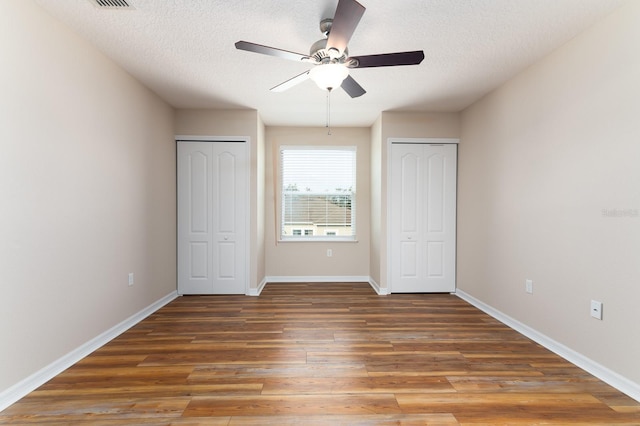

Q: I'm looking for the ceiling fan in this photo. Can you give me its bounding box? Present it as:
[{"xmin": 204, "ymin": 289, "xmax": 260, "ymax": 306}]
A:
[{"xmin": 235, "ymin": 0, "xmax": 425, "ymax": 98}]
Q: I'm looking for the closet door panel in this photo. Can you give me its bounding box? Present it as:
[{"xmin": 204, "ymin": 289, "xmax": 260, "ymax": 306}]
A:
[{"xmin": 391, "ymin": 143, "xmax": 457, "ymax": 293}]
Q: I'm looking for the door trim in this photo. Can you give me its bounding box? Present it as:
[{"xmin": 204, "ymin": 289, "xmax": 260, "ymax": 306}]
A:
[
  {"xmin": 175, "ymin": 135, "xmax": 251, "ymax": 295},
  {"xmin": 386, "ymin": 137, "xmax": 459, "ymax": 294}
]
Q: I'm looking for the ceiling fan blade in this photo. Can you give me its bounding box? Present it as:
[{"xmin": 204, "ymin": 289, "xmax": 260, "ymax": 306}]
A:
[
  {"xmin": 270, "ymin": 70, "xmax": 311, "ymax": 92},
  {"xmin": 235, "ymin": 41, "xmax": 308, "ymax": 62},
  {"xmin": 341, "ymin": 75, "xmax": 366, "ymax": 98},
  {"xmin": 326, "ymin": 0, "xmax": 365, "ymax": 56},
  {"xmin": 349, "ymin": 51, "xmax": 425, "ymax": 68}
]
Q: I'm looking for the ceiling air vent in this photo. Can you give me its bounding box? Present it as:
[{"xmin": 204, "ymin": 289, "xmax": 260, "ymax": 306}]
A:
[{"xmin": 90, "ymin": 0, "xmax": 134, "ymax": 9}]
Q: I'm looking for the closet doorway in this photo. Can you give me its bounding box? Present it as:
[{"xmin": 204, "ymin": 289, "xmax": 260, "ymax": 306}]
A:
[
  {"xmin": 177, "ymin": 139, "xmax": 248, "ymax": 295},
  {"xmin": 390, "ymin": 140, "xmax": 457, "ymax": 293}
]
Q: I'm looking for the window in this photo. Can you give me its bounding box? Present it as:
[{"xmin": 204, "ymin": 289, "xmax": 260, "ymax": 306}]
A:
[{"xmin": 281, "ymin": 146, "xmax": 356, "ymax": 241}]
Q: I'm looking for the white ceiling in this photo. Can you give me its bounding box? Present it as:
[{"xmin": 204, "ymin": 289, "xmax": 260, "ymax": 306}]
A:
[{"xmin": 35, "ymin": 0, "xmax": 622, "ymax": 127}]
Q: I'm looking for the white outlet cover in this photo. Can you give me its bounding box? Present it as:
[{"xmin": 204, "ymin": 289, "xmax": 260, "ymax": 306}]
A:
[
  {"xmin": 590, "ymin": 300, "xmax": 603, "ymax": 320},
  {"xmin": 525, "ymin": 279, "xmax": 533, "ymax": 294}
]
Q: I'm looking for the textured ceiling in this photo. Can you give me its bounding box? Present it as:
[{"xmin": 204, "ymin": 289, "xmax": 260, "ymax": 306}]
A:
[{"xmin": 35, "ymin": 0, "xmax": 622, "ymax": 127}]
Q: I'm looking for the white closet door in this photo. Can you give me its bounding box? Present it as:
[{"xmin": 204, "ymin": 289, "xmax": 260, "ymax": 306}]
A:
[
  {"xmin": 391, "ymin": 143, "xmax": 457, "ymax": 293},
  {"xmin": 177, "ymin": 141, "xmax": 247, "ymax": 295}
]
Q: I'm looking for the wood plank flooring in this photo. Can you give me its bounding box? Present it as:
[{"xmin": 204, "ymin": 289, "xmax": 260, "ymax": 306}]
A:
[{"xmin": 2, "ymin": 282, "xmax": 639, "ymax": 425}]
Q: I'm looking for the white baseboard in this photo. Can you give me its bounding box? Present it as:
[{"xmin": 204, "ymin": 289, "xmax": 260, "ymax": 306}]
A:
[
  {"xmin": 0, "ymin": 291, "xmax": 178, "ymax": 412},
  {"xmin": 455, "ymin": 289, "xmax": 640, "ymax": 403},
  {"xmin": 367, "ymin": 277, "xmax": 389, "ymax": 295},
  {"xmin": 265, "ymin": 275, "xmax": 371, "ymax": 284},
  {"xmin": 248, "ymin": 277, "xmax": 267, "ymax": 296}
]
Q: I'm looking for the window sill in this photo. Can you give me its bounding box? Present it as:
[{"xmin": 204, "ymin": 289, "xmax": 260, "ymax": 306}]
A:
[{"xmin": 278, "ymin": 238, "xmax": 358, "ymax": 243}]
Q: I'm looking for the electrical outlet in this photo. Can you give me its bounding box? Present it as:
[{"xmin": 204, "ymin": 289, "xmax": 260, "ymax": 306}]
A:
[
  {"xmin": 128, "ymin": 273, "xmax": 134, "ymax": 286},
  {"xmin": 327, "ymin": 249, "xmax": 332, "ymax": 257},
  {"xmin": 525, "ymin": 279, "xmax": 533, "ymax": 294},
  {"xmin": 590, "ymin": 300, "xmax": 603, "ymax": 320}
]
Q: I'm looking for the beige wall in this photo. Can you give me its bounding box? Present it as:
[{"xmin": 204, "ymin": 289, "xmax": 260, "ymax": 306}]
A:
[
  {"xmin": 174, "ymin": 109, "xmax": 259, "ymax": 138},
  {"xmin": 369, "ymin": 117, "xmax": 383, "ymax": 288},
  {"xmin": 380, "ymin": 112, "xmax": 461, "ymax": 140},
  {"xmin": 256, "ymin": 116, "xmax": 266, "ymax": 288},
  {"xmin": 265, "ymin": 126, "xmax": 371, "ymax": 279},
  {"xmin": 174, "ymin": 109, "xmax": 266, "ymax": 292},
  {"xmin": 0, "ymin": 0, "xmax": 176, "ymax": 393},
  {"xmin": 458, "ymin": 1, "xmax": 640, "ymax": 384},
  {"xmin": 372, "ymin": 112, "xmax": 461, "ymax": 291}
]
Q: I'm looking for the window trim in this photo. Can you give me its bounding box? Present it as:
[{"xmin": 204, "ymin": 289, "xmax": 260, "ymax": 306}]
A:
[{"xmin": 279, "ymin": 145, "xmax": 356, "ymax": 242}]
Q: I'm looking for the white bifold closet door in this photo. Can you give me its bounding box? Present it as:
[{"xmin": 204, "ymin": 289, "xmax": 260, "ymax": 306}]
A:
[
  {"xmin": 390, "ymin": 143, "xmax": 457, "ymax": 293},
  {"xmin": 177, "ymin": 141, "xmax": 247, "ymax": 295}
]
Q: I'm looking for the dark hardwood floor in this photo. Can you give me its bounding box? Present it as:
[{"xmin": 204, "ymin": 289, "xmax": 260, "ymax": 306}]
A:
[{"xmin": 2, "ymin": 282, "xmax": 639, "ymax": 425}]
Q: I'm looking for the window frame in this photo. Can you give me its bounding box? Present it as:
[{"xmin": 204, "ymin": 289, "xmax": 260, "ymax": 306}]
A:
[{"xmin": 279, "ymin": 145, "xmax": 357, "ymax": 242}]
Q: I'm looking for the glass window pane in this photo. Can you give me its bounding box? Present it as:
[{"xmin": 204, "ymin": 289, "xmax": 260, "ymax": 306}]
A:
[{"xmin": 281, "ymin": 147, "xmax": 356, "ymax": 240}]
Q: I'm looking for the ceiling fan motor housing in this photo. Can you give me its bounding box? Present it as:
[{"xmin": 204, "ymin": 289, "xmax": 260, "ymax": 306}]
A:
[{"xmin": 310, "ymin": 38, "xmax": 348, "ymax": 64}]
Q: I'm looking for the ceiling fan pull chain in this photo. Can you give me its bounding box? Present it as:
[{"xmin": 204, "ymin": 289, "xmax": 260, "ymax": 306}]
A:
[{"xmin": 326, "ymin": 89, "xmax": 332, "ymax": 135}]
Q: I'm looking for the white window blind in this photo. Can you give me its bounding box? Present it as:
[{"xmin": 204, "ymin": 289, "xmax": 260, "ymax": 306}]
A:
[{"xmin": 281, "ymin": 146, "xmax": 356, "ymax": 240}]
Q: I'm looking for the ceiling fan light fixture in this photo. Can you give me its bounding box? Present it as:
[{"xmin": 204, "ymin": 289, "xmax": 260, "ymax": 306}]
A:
[{"xmin": 309, "ymin": 63, "xmax": 349, "ymax": 91}]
